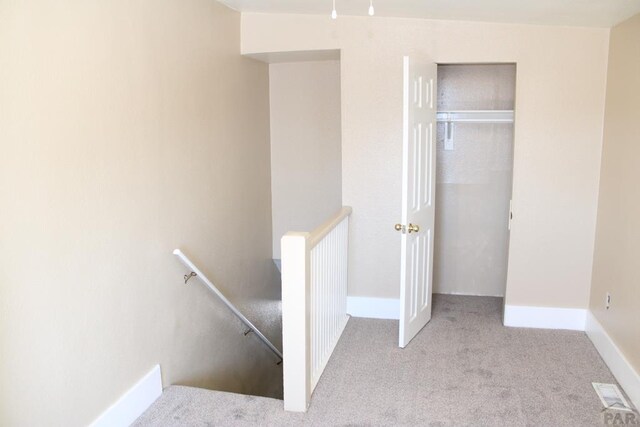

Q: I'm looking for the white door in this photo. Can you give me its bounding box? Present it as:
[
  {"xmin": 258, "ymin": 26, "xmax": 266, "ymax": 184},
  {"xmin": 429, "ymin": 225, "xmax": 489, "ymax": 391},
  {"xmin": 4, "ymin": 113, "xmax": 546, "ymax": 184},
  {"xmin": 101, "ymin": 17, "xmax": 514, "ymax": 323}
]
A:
[{"xmin": 398, "ymin": 56, "xmax": 437, "ymax": 348}]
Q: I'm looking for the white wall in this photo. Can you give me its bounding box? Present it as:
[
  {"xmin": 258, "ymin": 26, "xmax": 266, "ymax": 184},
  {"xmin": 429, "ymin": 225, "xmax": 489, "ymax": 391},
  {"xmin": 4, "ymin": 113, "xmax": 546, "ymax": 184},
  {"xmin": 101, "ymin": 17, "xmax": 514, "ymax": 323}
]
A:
[
  {"xmin": 0, "ymin": 1, "xmax": 280, "ymax": 425},
  {"xmin": 270, "ymin": 60, "xmax": 342, "ymax": 258},
  {"xmin": 242, "ymin": 14, "xmax": 609, "ymax": 309}
]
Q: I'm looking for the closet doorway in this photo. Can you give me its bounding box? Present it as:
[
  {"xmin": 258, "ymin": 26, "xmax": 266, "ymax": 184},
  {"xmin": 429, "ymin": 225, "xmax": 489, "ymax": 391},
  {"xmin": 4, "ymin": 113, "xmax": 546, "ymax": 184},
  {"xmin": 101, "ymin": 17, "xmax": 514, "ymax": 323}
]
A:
[{"xmin": 434, "ymin": 64, "xmax": 516, "ymax": 297}]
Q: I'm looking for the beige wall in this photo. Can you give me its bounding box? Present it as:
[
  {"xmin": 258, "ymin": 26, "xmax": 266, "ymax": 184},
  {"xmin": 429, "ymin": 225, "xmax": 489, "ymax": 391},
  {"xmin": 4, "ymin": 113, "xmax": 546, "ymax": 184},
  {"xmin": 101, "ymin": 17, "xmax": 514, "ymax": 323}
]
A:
[
  {"xmin": 269, "ymin": 60, "xmax": 342, "ymax": 258},
  {"xmin": 242, "ymin": 14, "xmax": 609, "ymax": 307},
  {"xmin": 0, "ymin": 1, "xmax": 281, "ymax": 426},
  {"xmin": 590, "ymin": 13, "xmax": 640, "ymax": 374}
]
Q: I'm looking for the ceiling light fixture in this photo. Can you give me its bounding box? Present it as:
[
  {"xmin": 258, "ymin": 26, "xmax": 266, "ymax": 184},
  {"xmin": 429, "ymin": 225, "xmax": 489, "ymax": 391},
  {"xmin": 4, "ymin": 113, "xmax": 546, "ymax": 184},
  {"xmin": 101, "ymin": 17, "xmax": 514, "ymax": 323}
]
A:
[{"xmin": 331, "ymin": 0, "xmax": 375, "ymax": 19}]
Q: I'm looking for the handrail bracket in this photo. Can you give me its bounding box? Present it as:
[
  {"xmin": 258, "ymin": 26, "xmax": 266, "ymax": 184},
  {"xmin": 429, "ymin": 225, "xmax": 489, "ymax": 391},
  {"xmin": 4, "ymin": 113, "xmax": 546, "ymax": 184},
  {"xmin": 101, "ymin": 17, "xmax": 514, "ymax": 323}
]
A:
[{"xmin": 183, "ymin": 271, "xmax": 197, "ymax": 284}]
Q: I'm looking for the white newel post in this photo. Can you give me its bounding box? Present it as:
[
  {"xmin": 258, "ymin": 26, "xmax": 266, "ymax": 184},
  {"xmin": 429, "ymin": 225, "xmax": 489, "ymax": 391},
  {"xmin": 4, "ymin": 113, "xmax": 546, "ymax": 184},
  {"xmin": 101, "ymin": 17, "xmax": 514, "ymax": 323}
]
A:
[{"xmin": 281, "ymin": 232, "xmax": 311, "ymax": 412}]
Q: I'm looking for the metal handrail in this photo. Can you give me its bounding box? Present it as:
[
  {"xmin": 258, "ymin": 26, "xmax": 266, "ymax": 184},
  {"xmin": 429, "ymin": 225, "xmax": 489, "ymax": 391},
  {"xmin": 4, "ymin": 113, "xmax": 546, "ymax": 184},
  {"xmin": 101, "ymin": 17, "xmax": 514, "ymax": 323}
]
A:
[{"xmin": 173, "ymin": 248, "xmax": 283, "ymax": 363}]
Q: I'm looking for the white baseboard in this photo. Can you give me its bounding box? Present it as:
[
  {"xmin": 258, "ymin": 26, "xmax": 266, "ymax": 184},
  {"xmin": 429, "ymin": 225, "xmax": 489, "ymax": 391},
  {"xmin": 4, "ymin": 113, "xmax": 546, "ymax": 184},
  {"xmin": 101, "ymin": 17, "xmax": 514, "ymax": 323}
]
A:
[
  {"xmin": 347, "ymin": 296, "xmax": 399, "ymax": 319},
  {"xmin": 586, "ymin": 312, "xmax": 640, "ymax": 410},
  {"xmin": 349, "ymin": 299, "xmax": 588, "ymax": 329},
  {"xmin": 90, "ymin": 365, "xmax": 162, "ymax": 427},
  {"xmin": 503, "ymin": 305, "xmax": 587, "ymax": 331}
]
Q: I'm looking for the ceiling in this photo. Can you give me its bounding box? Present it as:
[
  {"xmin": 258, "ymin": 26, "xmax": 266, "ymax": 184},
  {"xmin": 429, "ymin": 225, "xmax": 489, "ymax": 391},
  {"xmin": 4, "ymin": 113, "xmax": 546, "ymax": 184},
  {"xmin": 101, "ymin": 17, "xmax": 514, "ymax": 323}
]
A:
[{"xmin": 218, "ymin": 0, "xmax": 640, "ymax": 28}]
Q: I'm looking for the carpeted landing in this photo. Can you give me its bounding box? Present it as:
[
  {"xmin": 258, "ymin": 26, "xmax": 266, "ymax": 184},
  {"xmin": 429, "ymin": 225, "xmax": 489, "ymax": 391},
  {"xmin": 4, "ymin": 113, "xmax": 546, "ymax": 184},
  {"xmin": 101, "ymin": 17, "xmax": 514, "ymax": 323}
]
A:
[{"xmin": 134, "ymin": 294, "xmax": 628, "ymax": 426}]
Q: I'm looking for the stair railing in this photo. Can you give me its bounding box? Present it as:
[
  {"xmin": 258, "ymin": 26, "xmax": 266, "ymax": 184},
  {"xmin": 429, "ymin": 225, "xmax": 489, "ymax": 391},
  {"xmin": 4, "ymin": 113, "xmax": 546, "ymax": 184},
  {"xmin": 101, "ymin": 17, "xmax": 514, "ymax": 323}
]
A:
[
  {"xmin": 173, "ymin": 248, "xmax": 283, "ymax": 364},
  {"xmin": 281, "ymin": 206, "xmax": 352, "ymax": 412}
]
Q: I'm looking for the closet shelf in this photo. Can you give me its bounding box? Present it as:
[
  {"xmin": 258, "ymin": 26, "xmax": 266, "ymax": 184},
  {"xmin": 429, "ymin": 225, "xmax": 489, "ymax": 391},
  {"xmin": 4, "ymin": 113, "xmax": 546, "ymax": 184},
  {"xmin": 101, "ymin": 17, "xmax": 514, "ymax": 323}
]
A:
[{"xmin": 436, "ymin": 110, "xmax": 514, "ymax": 123}]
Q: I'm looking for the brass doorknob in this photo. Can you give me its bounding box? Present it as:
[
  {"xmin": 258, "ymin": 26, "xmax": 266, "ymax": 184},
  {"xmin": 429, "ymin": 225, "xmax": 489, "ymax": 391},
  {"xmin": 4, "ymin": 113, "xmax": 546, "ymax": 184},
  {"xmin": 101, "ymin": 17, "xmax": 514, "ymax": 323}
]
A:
[
  {"xmin": 394, "ymin": 224, "xmax": 404, "ymax": 232},
  {"xmin": 407, "ymin": 223, "xmax": 420, "ymax": 233}
]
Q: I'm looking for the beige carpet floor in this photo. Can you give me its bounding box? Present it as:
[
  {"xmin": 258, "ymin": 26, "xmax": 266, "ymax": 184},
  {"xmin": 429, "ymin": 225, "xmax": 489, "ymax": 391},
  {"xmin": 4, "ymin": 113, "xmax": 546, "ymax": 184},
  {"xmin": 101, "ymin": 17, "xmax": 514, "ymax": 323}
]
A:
[{"xmin": 134, "ymin": 294, "xmax": 632, "ymax": 426}]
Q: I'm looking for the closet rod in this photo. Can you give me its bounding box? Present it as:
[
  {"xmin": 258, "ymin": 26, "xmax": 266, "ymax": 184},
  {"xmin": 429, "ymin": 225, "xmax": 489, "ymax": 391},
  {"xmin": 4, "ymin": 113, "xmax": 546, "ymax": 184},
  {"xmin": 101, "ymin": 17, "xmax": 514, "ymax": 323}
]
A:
[{"xmin": 436, "ymin": 110, "xmax": 514, "ymax": 123}]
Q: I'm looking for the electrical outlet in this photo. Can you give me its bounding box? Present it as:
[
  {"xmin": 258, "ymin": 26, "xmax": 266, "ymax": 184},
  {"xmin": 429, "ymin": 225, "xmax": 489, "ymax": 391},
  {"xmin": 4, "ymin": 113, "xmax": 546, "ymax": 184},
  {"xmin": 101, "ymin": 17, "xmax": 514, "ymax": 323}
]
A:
[{"xmin": 606, "ymin": 292, "xmax": 611, "ymax": 310}]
